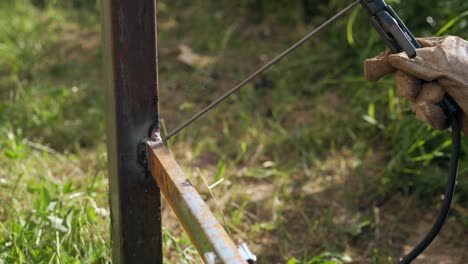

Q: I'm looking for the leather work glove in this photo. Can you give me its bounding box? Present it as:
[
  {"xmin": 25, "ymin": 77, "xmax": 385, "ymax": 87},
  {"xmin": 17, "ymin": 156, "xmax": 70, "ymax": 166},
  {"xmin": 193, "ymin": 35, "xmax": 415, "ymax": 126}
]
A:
[{"xmin": 363, "ymin": 36, "xmax": 468, "ymax": 134}]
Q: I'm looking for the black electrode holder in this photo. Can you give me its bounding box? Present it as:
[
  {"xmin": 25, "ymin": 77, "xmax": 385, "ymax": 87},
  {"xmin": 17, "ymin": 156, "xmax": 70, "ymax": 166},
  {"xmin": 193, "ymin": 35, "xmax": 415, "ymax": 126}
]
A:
[{"xmin": 360, "ymin": 0, "xmax": 420, "ymax": 57}]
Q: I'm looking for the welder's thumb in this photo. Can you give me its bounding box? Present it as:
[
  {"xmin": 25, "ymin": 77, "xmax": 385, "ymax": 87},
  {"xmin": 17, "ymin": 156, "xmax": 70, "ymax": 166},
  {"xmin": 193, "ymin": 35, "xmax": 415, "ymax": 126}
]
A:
[{"xmin": 363, "ymin": 49, "xmax": 396, "ymax": 81}]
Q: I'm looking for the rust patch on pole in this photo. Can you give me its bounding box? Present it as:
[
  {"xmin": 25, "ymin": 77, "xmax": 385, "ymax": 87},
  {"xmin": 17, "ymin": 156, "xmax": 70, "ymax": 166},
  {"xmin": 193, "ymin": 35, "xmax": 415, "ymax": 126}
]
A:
[{"xmin": 146, "ymin": 141, "xmax": 247, "ymax": 264}]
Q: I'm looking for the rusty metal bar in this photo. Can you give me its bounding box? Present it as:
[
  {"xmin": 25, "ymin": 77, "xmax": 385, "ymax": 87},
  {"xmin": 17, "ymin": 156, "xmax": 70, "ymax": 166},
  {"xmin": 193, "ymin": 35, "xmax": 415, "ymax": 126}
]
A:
[
  {"xmin": 100, "ymin": 0, "xmax": 162, "ymax": 263},
  {"xmin": 146, "ymin": 141, "xmax": 249, "ymax": 264}
]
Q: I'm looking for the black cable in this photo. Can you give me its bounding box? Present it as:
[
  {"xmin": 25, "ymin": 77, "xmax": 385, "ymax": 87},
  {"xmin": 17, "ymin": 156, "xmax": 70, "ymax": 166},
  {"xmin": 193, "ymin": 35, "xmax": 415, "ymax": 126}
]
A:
[{"xmin": 399, "ymin": 100, "xmax": 461, "ymax": 264}]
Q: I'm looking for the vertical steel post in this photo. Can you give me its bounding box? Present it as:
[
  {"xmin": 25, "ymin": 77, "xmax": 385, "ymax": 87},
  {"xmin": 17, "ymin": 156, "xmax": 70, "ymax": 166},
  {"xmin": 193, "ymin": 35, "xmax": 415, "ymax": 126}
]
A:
[{"xmin": 100, "ymin": 1, "xmax": 162, "ymax": 263}]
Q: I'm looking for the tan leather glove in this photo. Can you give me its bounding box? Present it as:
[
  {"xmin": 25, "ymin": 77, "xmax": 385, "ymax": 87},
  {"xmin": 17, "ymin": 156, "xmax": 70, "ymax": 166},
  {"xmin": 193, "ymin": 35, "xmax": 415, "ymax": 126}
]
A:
[{"xmin": 364, "ymin": 36, "xmax": 468, "ymax": 134}]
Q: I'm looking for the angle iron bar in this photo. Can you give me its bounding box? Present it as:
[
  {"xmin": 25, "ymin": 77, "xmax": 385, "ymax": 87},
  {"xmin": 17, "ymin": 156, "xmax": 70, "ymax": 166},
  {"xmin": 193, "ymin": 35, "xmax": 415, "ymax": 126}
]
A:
[{"xmin": 146, "ymin": 140, "xmax": 248, "ymax": 264}]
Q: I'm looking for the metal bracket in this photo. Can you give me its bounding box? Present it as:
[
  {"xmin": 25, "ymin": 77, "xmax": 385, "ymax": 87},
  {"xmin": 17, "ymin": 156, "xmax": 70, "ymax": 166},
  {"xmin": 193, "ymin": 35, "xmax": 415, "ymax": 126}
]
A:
[{"xmin": 238, "ymin": 243, "xmax": 257, "ymax": 264}]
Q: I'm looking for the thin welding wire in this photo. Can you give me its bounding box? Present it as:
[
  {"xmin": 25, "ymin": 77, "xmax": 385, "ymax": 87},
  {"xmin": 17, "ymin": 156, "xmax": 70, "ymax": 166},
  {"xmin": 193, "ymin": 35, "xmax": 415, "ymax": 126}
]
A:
[{"xmin": 163, "ymin": 0, "xmax": 360, "ymax": 142}]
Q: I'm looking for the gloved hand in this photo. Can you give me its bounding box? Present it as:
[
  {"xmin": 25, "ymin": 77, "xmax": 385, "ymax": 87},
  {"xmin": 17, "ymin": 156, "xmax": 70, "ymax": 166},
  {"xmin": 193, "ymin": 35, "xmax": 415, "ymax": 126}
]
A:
[{"xmin": 364, "ymin": 36, "xmax": 468, "ymax": 134}]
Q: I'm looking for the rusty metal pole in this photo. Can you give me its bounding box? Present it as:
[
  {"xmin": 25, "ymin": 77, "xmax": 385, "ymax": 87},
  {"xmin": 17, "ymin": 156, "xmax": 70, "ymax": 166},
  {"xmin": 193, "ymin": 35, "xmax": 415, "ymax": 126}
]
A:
[{"xmin": 100, "ymin": 1, "xmax": 162, "ymax": 263}]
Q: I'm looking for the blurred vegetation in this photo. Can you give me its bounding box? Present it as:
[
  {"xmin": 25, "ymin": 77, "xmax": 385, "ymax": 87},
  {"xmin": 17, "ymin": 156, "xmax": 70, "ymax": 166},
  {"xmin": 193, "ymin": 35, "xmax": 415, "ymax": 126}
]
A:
[
  {"xmin": 0, "ymin": 0, "xmax": 467, "ymax": 263},
  {"xmin": 0, "ymin": 1, "xmax": 108, "ymax": 263}
]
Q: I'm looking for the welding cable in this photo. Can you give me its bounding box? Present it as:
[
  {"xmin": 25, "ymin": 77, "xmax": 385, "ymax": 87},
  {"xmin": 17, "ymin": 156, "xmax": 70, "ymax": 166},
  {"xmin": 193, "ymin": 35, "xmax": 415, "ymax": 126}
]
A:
[{"xmin": 400, "ymin": 102, "xmax": 461, "ymax": 264}]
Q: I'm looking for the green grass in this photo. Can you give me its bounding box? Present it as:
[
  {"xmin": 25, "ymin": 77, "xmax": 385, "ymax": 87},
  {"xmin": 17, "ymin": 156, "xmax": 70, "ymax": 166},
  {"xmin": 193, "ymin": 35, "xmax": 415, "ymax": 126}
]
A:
[
  {"xmin": 0, "ymin": 1, "xmax": 109, "ymax": 263},
  {"xmin": 1, "ymin": 0, "xmax": 468, "ymax": 263},
  {"xmin": 0, "ymin": 128, "xmax": 110, "ymax": 263}
]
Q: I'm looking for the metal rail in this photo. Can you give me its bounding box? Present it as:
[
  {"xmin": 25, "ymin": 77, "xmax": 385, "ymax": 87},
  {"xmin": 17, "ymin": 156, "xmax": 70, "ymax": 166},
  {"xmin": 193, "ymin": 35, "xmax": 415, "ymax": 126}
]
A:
[{"xmin": 146, "ymin": 140, "xmax": 255, "ymax": 264}]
